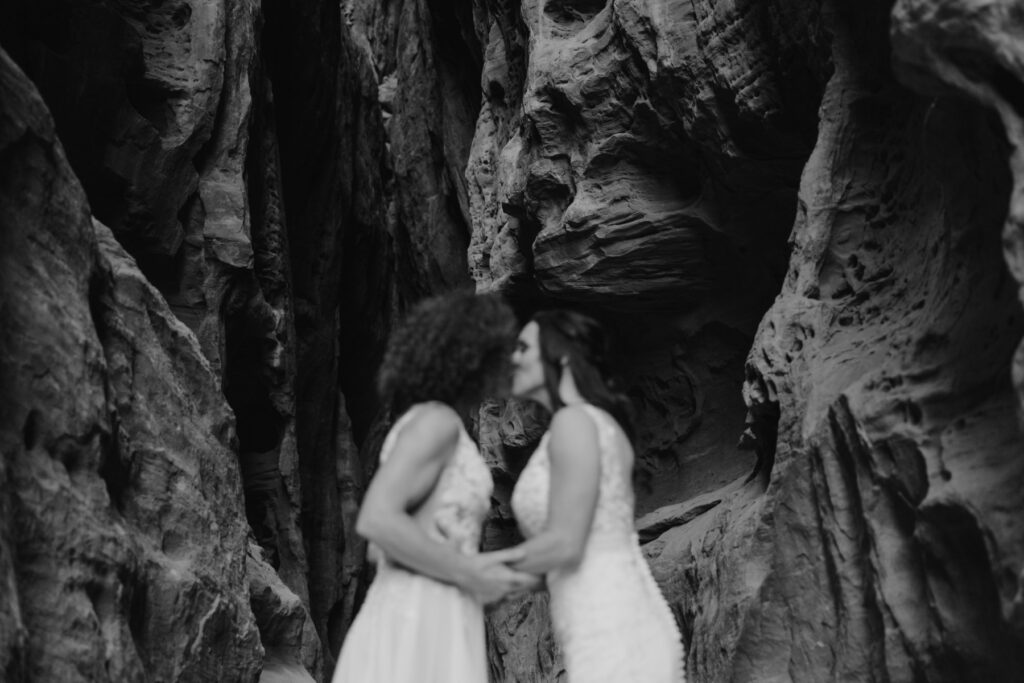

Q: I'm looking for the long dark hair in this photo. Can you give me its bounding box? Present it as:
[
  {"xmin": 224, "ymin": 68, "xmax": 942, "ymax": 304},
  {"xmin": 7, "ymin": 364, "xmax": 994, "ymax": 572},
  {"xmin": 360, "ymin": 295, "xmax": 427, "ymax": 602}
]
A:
[
  {"xmin": 377, "ymin": 290, "xmax": 517, "ymax": 416},
  {"xmin": 532, "ymin": 309, "xmax": 633, "ymax": 436}
]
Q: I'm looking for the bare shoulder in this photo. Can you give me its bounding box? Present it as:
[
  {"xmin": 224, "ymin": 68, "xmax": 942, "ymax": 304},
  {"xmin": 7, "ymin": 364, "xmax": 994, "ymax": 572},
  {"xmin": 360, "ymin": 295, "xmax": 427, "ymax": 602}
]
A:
[
  {"xmin": 549, "ymin": 404, "xmax": 598, "ymax": 441},
  {"xmin": 548, "ymin": 405, "xmax": 600, "ymax": 480},
  {"xmin": 394, "ymin": 402, "xmax": 461, "ymax": 458},
  {"xmin": 408, "ymin": 401, "xmax": 461, "ymax": 426}
]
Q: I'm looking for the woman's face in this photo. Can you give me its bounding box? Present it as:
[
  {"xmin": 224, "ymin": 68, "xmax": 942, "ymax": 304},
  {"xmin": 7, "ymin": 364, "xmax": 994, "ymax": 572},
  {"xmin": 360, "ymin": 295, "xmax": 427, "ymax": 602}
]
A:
[{"xmin": 511, "ymin": 321, "xmax": 546, "ymax": 400}]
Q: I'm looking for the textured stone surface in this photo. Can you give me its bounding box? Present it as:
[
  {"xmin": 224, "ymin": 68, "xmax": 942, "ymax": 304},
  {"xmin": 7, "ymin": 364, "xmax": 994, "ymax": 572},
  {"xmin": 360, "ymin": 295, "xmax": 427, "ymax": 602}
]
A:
[
  {"xmin": 339, "ymin": 0, "xmax": 493, "ymax": 438},
  {"xmin": 0, "ymin": 0, "xmax": 219, "ymax": 257},
  {"xmin": 249, "ymin": 543, "xmax": 322, "ymax": 680},
  {"xmin": 891, "ymin": 0, "xmax": 1024, "ymax": 433},
  {"xmin": 0, "ymin": 0, "xmax": 259, "ymax": 354},
  {"xmin": 4, "ymin": 0, "xmax": 1024, "ymax": 681},
  {"xmin": 260, "ymin": 3, "xmax": 391, "ymax": 673},
  {"xmin": 468, "ymin": 0, "xmax": 824, "ymax": 308},
  {"xmin": 467, "ymin": 1, "xmax": 826, "ymax": 676},
  {"xmin": 0, "ymin": 47, "xmax": 266, "ymax": 679},
  {"xmin": 0, "ymin": 0, "xmax": 315, "ymax": 638},
  {"xmin": 690, "ymin": 1, "xmax": 1024, "ymax": 680},
  {"xmin": 472, "ymin": 1, "xmax": 1024, "ymax": 681},
  {"xmin": 348, "ymin": 0, "xmax": 480, "ymax": 297},
  {"xmin": 2, "ymin": 0, "xmax": 480, "ymax": 678},
  {"xmin": 467, "ymin": 0, "xmax": 825, "ymax": 519}
]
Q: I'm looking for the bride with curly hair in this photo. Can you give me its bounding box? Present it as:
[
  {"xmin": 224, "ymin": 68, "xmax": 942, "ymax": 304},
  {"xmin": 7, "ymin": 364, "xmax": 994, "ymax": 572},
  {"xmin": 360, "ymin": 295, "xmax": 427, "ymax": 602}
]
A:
[{"xmin": 331, "ymin": 290, "xmax": 536, "ymax": 683}]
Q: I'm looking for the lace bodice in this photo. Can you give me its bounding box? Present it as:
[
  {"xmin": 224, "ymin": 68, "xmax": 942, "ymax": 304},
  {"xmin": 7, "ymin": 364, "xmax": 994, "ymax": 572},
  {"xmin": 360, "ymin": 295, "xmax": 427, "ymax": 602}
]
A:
[
  {"xmin": 511, "ymin": 404, "xmax": 636, "ymax": 550},
  {"xmin": 336, "ymin": 404, "xmax": 491, "ymax": 682},
  {"xmin": 510, "ymin": 403, "xmax": 686, "ymax": 682},
  {"xmin": 379, "ymin": 404, "xmax": 493, "ymax": 555}
]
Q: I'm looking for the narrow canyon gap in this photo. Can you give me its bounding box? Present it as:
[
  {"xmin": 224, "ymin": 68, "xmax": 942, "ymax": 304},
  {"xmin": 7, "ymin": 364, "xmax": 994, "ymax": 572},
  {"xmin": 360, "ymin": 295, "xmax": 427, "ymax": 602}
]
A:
[{"xmin": 1, "ymin": 1, "xmax": 1022, "ymax": 682}]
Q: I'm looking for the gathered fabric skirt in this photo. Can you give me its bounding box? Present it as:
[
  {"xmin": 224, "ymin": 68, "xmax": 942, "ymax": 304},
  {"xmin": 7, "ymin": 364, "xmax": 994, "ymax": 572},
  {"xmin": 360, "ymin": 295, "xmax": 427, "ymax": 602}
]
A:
[{"xmin": 331, "ymin": 562, "xmax": 487, "ymax": 683}]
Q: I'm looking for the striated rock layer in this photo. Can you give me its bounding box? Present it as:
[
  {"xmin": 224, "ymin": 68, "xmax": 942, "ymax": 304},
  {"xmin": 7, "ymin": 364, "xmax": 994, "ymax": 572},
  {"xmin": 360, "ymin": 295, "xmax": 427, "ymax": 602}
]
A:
[
  {"xmin": 1, "ymin": 0, "xmax": 483, "ymax": 679},
  {"xmin": 0, "ymin": 0, "xmax": 328, "ymax": 678},
  {"xmin": 0, "ymin": 48, "xmax": 274, "ymax": 680},
  {"xmin": 468, "ymin": 0, "xmax": 827, "ymax": 555},
  {"xmin": 709, "ymin": 0, "xmax": 1024, "ymax": 678},
  {"xmin": 2, "ymin": 0, "xmax": 1023, "ymax": 681},
  {"xmin": 472, "ymin": 0, "xmax": 1024, "ymax": 681},
  {"xmin": 470, "ymin": 0, "xmax": 823, "ymax": 674}
]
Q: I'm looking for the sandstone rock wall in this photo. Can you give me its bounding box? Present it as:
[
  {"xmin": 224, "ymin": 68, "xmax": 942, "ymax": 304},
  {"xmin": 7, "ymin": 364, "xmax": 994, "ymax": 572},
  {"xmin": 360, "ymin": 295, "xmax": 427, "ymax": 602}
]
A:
[
  {"xmin": 469, "ymin": 0, "xmax": 828, "ymax": 523},
  {"xmin": 467, "ymin": 0, "xmax": 825, "ymax": 675},
  {"xmin": 2, "ymin": 0, "xmax": 1023, "ymax": 681},
  {"xmin": 701, "ymin": 0, "xmax": 1024, "ymax": 678},
  {"xmin": 0, "ymin": 49, "xmax": 271, "ymax": 679},
  {"xmin": 471, "ymin": 0, "xmax": 1024, "ymax": 681},
  {"xmin": 0, "ymin": 0, "xmax": 480, "ymax": 678},
  {"xmin": 0, "ymin": 0, "xmax": 358, "ymax": 678}
]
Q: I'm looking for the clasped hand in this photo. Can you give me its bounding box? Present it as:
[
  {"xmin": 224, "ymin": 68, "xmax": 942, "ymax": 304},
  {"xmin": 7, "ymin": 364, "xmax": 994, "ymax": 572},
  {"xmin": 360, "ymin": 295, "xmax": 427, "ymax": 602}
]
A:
[{"xmin": 465, "ymin": 547, "xmax": 541, "ymax": 604}]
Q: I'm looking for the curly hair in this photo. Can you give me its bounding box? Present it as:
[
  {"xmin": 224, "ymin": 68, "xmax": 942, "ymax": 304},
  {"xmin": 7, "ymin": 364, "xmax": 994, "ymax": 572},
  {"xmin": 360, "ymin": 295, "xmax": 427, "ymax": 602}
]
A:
[{"xmin": 377, "ymin": 290, "xmax": 518, "ymax": 415}]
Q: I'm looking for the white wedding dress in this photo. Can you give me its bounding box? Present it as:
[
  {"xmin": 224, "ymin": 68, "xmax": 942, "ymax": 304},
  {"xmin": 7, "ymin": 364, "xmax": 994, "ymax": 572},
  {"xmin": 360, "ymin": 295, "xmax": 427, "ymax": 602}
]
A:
[
  {"xmin": 511, "ymin": 404, "xmax": 686, "ymax": 682},
  {"xmin": 332, "ymin": 404, "xmax": 493, "ymax": 683}
]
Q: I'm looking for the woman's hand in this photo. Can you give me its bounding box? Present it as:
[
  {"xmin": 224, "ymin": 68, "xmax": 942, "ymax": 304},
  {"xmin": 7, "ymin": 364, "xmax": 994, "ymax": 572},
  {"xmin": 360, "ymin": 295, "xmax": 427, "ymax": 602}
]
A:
[
  {"xmin": 501, "ymin": 573, "xmax": 544, "ymax": 601},
  {"xmin": 461, "ymin": 547, "xmax": 537, "ymax": 604}
]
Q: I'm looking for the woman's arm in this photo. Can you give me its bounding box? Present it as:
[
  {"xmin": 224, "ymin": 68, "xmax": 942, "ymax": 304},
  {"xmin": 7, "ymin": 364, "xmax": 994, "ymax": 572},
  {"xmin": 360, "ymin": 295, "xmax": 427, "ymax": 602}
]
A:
[
  {"xmin": 509, "ymin": 405, "xmax": 600, "ymax": 575},
  {"xmin": 356, "ymin": 403, "xmax": 531, "ymax": 601}
]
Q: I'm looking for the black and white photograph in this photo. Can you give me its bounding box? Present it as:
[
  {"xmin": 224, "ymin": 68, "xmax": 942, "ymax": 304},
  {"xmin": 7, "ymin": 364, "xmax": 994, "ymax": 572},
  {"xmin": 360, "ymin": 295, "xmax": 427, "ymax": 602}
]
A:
[{"xmin": 1, "ymin": 0, "xmax": 1023, "ymax": 681}]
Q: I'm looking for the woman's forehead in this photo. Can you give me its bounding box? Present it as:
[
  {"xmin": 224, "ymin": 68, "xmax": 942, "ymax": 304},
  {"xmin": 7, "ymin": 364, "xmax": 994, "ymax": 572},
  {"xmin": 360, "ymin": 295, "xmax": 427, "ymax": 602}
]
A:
[{"xmin": 519, "ymin": 320, "xmax": 539, "ymax": 342}]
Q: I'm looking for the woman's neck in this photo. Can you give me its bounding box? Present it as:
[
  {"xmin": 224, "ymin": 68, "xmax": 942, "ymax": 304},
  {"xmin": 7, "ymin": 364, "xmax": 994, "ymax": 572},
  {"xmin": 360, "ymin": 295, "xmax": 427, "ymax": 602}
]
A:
[
  {"xmin": 529, "ymin": 389, "xmax": 553, "ymax": 412},
  {"xmin": 557, "ymin": 366, "xmax": 585, "ymax": 406}
]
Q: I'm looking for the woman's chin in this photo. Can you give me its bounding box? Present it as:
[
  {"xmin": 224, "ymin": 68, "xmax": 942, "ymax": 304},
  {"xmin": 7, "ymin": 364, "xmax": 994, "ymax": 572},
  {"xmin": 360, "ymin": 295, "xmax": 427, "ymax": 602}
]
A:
[{"xmin": 510, "ymin": 388, "xmax": 541, "ymax": 404}]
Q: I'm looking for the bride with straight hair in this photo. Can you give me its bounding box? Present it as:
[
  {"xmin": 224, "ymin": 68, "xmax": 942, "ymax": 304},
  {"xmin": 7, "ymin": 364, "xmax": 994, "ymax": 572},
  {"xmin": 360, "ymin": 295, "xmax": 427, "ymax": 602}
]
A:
[
  {"xmin": 332, "ymin": 290, "xmax": 536, "ymax": 683},
  {"xmin": 508, "ymin": 309, "xmax": 686, "ymax": 682}
]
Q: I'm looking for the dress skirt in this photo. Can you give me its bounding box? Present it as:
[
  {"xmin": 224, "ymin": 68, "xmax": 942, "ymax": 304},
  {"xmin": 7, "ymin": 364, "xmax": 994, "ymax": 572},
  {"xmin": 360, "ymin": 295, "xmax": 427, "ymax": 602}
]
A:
[
  {"xmin": 331, "ymin": 561, "xmax": 487, "ymax": 683},
  {"xmin": 548, "ymin": 539, "xmax": 685, "ymax": 683}
]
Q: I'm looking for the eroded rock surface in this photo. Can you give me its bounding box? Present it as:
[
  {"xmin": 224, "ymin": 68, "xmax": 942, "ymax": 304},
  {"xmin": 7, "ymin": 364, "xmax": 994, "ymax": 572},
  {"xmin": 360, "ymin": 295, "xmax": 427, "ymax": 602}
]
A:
[
  {"xmin": 0, "ymin": 3, "xmax": 319, "ymax": 669},
  {"xmin": 1, "ymin": 0, "xmax": 480, "ymax": 677},
  {"xmin": 468, "ymin": 0, "xmax": 827, "ymax": 526},
  {"xmin": 472, "ymin": 0, "xmax": 1024, "ymax": 681},
  {"xmin": 468, "ymin": 0, "xmax": 824, "ymax": 307},
  {"xmin": 681, "ymin": 1, "xmax": 1024, "ymax": 681},
  {"xmin": 3, "ymin": 0, "xmax": 1024, "ymax": 681},
  {"xmin": 0, "ymin": 48, "xmax": 271, "ymax": 679}
]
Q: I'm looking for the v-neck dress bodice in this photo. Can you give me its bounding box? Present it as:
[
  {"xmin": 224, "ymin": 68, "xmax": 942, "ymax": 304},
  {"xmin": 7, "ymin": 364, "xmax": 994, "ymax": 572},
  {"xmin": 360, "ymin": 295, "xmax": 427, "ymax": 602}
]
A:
[
  {"xmin": 511, "ymin": 404, "xmax": 685, "ymax": 682},
  {"xmin": 333, "ymin": 403, "xmax": 494, "ymax": 683}
]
